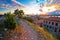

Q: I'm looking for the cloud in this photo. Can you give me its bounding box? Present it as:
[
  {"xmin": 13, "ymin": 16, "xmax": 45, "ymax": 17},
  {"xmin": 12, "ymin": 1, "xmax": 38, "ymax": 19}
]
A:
[
  {"xmin": 11, "ymin": 0, "xmax": 25, "ymax": 7},
  {"xmin": 0, "ymin": 0, "xmax": 25, "ymax": 9},
  {"xmin": 50, "ymin": 0, "xmax": 60, "ymax": 6},
  {"xmin": 0, "ymin": 4, "xmax": 12, "ymax": 9}
]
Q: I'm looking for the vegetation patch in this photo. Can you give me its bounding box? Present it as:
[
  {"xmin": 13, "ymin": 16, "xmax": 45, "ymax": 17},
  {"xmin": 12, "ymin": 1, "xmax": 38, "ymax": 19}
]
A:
[
  {"xmin": 26, "ymin": 21, "xmax": 57, "ymax": 40},
  {"xmin": 23, "ymin": 17, "xmax": 34, "ymax": 23},
  {"xmin": 4, "ymin": 12, "xmax": 18, "ymax": 30}
]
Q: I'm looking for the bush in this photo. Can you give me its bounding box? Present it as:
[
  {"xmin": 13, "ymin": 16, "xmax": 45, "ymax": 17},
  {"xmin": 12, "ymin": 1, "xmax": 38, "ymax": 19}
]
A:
[
  {"xmin": 4, "ymin": 12, "xmax": 18, "ymax": 30},
  {"xmin": 25, "ymin": 17, "xmax": 34, "ymax": 23}
]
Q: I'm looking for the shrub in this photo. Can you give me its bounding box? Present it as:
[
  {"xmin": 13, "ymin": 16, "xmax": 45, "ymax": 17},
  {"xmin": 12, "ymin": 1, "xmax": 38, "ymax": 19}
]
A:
[
  {"xmin": 25, "ymin": 17, "xmax": 34, "ymax": 23},
  {"xmin": 4, "ymin": 12, "xmax": 18, "ymax": 30}
]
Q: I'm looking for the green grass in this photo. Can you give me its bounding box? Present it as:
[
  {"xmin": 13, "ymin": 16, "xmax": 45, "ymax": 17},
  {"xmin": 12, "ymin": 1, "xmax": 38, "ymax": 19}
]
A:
[{"xmin": 26, "ymin": 21, "xmax": 58, "ymax": 40}]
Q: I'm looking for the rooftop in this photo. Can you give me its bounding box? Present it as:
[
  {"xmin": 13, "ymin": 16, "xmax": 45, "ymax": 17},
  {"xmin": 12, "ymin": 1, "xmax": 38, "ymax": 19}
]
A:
[{"xmin": 43, "ymin": 17, "xmax": 60, "ymax": 22}]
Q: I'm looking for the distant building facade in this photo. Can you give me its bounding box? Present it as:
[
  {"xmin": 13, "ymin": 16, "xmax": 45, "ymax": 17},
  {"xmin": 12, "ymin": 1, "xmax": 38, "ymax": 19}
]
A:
[
  {"xmin": 0, "ymin": 15, "xmax": 5, "ymax": 24},
  {"xmin": 42, "ymin": 17, "xmax": 60, "ymax": 34}
]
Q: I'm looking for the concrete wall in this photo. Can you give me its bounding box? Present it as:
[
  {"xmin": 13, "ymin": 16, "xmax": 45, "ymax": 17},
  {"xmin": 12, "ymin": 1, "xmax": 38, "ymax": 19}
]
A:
[{"xmin": 43, "ymin": 20, "xmax": 60, "ymax": 35}]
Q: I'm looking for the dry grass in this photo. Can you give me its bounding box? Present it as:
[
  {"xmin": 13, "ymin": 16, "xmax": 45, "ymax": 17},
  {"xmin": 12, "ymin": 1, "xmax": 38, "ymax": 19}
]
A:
[
  {"xmin": 26, "ymin": 21, "xmax": 57, "ymax": 40},
  {"xmin": 3, "ymin": 26, "xmax": 25, "ymax": 40},
  {"xmin": 14, "ymin": 26, "xmax": 24, "ymax": 33}
]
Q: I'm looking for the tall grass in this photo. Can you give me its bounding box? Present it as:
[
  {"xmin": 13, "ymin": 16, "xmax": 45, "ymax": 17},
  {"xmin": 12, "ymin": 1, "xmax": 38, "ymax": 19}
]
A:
[{"xmin": 26, "ymin": 21, "xmax": 58, "ymax": 40}]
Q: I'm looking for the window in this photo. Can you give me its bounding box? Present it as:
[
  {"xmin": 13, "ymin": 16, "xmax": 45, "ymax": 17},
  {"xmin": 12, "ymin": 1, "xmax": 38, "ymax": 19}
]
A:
[
  {"xmin": 50, "ymin": 26, "xmax": 51, "ymax": 29},
  {"xmin": 52, "ymin": 27, "xmax": 54, "ymax": 29},
  {"xmin": 47, "ymin": 25, "xmax": 48, "ymax": 28},
  {"xmin": 49, "ymin": 22, "xmax": 51, "ymax": 24},
  {"xmin": 54, "ymin": 28, "xmax": 58, "ymax": 32},
  {"xmin": 44, "ymin": 25, "xmax": 46, "ymax": 26},
  {"xmin": 55, "ymin": 23, "xmax": 58, "ymax": 26},
  {"xmin": 52, "ymin": 22, "xmax": 54, "ymax": 25},
  {"xmin": 44, "ymin": 20, "xmax": 45, "ymax": 23},
  {"xmin": 46, "ymin": 21, "xmax": 47, "ymax": 24},
  {"xmin": 59, "ymin": 29, "xmax": 60, "ymax": 32}
]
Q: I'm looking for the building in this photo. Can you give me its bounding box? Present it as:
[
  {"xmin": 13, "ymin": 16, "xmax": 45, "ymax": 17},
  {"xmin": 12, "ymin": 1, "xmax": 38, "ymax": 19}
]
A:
[
  {"xmin": 0, "ymin": 15, "xmax": 5, "ymax": 24},
  {"xmin": 42, "ymin": 17, "xmax": 60, "ymax": 34},
  {"xmin": 36, "ymin": 18, "xmax": 43, "ymax": 27}
]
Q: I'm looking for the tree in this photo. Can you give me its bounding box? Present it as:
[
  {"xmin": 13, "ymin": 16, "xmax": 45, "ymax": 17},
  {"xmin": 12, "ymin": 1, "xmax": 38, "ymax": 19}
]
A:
[
  {"xmin": 14, "ymin": 9, "xmax": 19, "ymax": 16},
  {"xmin": 19, "ymin": 10, "xmax": 24, "ymax": 15},
  {"xmin": 14, "ymin": 9, "xmax": 24, "ymax": 18},
  {"xmin": 19, "ymin": 10, "xmax": 24, "ymax": 18},
  {"xmin": 4, "ymin": 12, "xmax": 18, "ymax": 30}
]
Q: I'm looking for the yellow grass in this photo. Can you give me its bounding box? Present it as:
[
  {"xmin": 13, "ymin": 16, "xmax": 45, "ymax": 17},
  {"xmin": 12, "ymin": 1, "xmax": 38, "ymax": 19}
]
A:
[
  {"xmin": 26, "ymin": 21, "xmax": 57, "ymax": 40},
  {"xmin": 14, "ymin": 26, "xmax": 24, "ymax": 33}
]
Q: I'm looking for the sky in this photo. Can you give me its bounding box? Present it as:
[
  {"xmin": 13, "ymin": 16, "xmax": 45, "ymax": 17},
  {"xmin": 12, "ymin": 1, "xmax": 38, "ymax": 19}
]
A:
[{"xmin": 0, "ymin": 0, "xmax": 60, "ymax": 15}]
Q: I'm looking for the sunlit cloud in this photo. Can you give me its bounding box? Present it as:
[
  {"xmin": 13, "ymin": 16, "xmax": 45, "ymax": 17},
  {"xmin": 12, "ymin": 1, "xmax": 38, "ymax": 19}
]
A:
[
  {"xmin": 0, "ymin": 4, "xmax": 12, "ymax": 9},
  {"xmin": 0, "ymin": 0, "xmax": 60, "ymax": 15},
  {"xmin": 40, "ymin": 4, "xmax": 60, "ymax": 15},
  {"xmin": 0, "ymin": 0, "xmax": 26, "ymax": 14},
  {"xmin": 11, "ymin": 0, "xmax": 25, "ymax": 7},
  {"xmin": 22, "ymin": 0, "xmax": 60, "ymax": 15},
  {"xmin": 42, "ymin": 6, "xmax": 56, "ymax": 12},
  {"xmin": 0, "ymin": 0, "xmax": 25, "ymax": 9},
  {"xmin": 52, "ymin": 0, "xmax": 60, "ymax": 4},
  {"xmin": 22, "ymin": 3, "xmax": 41, "ymax": 15}
]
